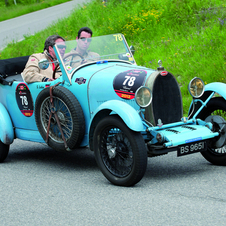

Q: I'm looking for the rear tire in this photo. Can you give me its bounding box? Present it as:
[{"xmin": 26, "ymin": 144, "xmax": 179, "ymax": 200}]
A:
[
  {"xmin": 93, "ymin": 115, "xmax": 147, "ymax": 186},
  {"xmin": 0, "ymin": 141, "xmax": 9, "ymax": 163}
]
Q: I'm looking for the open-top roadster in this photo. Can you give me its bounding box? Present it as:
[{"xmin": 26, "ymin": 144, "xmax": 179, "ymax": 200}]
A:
[{"xmin": 0, "ymin": 33, "xmax": 226, "ymax": 186}]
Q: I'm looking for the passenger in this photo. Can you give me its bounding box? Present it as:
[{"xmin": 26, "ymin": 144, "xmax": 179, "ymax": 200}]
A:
[
  {"xmin": 65, "ymin": 27, "xmax": 100, "ymax": 68},
  {"xmin": 22, "ymin": 35, "xmax": 66, "ymax": 83}
]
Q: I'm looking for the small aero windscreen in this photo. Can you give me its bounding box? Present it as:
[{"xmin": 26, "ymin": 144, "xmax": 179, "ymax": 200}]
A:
[{"xmin": 56, "ymin": 33, "xmax": 135, "ymax": 74}]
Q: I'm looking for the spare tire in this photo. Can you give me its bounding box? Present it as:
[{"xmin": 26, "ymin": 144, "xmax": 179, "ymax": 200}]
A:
[{"xmin": 35, "ymin": 86, "xmax": 85, "ymax": 151}]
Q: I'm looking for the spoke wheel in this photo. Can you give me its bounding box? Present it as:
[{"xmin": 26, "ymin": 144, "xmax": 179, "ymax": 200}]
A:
[
  {"xmin": 198, "ymin": 97, "xmax": 226, "ymax": 165},
  {"xmin": 94, "ymin": 115, "xmax": 147, "ymax": 186},
  {"xmin": 40, "ymin": 96, "xmax": 73, "ymax": 143},
  {"xmin": 35, "ymin": 86, "xmax": 85, "ymax": 151}
]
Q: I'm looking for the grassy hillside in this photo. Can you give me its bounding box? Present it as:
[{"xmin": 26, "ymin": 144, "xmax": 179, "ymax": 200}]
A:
[{"xmin": 0, "ymin": 0, "xmax": 225, "ymax": 112}]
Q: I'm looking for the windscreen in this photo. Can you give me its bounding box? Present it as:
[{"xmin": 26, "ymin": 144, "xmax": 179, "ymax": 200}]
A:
[{"xmin": 55, "ymin": 33, "xmax": 135, "ymax": 75}]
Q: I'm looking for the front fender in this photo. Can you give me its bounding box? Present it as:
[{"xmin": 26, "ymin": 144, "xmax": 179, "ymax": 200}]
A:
[
  {"xmin": 205, "ymin": 82, "xmax": 226, "ymax": 99},
  {"xmin": 188, "ymin": 82, "xmax": 226, "ymax": 116},
  {"xmin": 0, "ymin": 103, "xmax": 14, "ymax": 144},
  {"xmin": 91, "ymin": 100, "xmax": 144, "ymax": 132}
]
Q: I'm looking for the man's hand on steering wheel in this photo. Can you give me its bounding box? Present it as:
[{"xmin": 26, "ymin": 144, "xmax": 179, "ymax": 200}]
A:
[
  {"xmin": 52, "ymin": 63, "xmax": 60, "ymax": 80},
  {"xmin": 47, "ymin": 78, "xmax": 55, "ymax": 81}
]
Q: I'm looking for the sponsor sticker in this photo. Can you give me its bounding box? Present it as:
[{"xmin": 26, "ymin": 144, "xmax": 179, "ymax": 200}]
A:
[
  {"xmin": 113, "ymin": 69, "xmax": 147, "ymax": 100},
  {"xmin": 126, "ymin": 53, "xmax": 131, "ymax": 58},
  {"xmin": 75, "ymin": 77, "xmax": 86, "ymax": 85},
  {"xmin": 15, "ymin": 83, "xmax": 34, "ymax": 117}
]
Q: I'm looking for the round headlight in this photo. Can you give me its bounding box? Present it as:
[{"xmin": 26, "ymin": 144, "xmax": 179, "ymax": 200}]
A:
[
  {"xmin": 188, "ymin": 77, "xmax": 205, "ymax": 98},
  {"xmin": 135, "ymin": 86, "xmax": 152, "ymax": 108}
]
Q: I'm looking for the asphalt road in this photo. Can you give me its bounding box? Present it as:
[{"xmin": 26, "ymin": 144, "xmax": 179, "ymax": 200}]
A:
[
  {"xmin": 0, "ymin": 0, "xmax": 92, "ymax": 50},
  {"xmin": 1, "ymin": 139, "xmax": 226, "ymax": 226}
]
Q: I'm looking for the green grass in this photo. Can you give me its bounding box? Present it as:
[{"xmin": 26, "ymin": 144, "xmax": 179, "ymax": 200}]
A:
[
  {"xmin": 1, "ymin": 0, "xmax": 226, "ymax": 113},
  {"xmin": 0, "ymin": 0, "xmax": 72, "ymax": 22}
]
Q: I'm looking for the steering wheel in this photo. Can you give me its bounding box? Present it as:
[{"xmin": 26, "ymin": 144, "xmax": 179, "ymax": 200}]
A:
[
  {"xmin": 63, "ymin": 53, "xmax": 84, "ymax": 62},
  {"xmin": 52, "ymin": 53, "xmax": 84, "ymax": 79},
  {"xmin": 52, "ymin": 63, "xmax": 60, "ymax": 80},
  {"xmin": 52, "ymin": 53, "xmax": 85, "ymax": 79}
]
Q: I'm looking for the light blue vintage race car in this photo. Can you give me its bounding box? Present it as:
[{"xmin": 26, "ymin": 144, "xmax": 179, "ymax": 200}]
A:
[{"xmin": 0, "ymin": 34, "xmax": 226, "ymax": 186}]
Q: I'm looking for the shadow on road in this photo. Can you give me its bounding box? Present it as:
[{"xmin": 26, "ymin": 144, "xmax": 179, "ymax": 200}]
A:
[
  {"xmin": 5, "ymin": 140, "xmax": 223, "ymax": 185},
  {"xmin": 6, "ymin": 141, "xmax": 98, "ymax": 172}
]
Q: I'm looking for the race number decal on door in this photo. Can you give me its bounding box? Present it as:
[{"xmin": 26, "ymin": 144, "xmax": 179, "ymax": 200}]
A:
[
  {"xmin": 16, "ymin": 83, "xmax": 34, "ymax": 117},
  {"xmin": 113, "ymin": 69, "xmax": 147, "ymax": 100}
]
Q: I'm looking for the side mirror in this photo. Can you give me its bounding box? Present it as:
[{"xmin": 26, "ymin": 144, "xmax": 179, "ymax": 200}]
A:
[
  {"xmin": 129, "ymin": 45, "xmax": 135, "ymax": 55},
  {"xmin": 38, "ymin": 59, "xmax": 49, "ymax": 70}
]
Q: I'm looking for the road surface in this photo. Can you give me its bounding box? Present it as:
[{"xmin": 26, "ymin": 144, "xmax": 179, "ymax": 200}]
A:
[
  {"xmin": 0, "ymin": 0, "xmax": 92, "ymax": 50},
  {"xmin": 0, "ymin": 139, "xmax": 226, "ymax": 225}
]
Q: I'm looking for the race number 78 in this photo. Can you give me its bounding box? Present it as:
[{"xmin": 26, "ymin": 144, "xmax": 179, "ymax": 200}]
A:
[
  {"xmin": 20, "ymin": 96, "xmax": 28, "ymax": 105},
  {"xmin": 123, "ymin": 76, "xmax": 136, "ymax": 87},
  {"xmin": 113, "ymin": 34, "xmax": 123, "ymax": 41}
]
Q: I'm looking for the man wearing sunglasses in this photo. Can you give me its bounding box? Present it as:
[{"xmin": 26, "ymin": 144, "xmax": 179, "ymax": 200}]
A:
[
  {"xmin": 65, "ymin": 27, "xmax": 99, "ymax": 68},
  {"xmin": 22, "ymin": 35, "xmax": 66, "ymax": 83}
]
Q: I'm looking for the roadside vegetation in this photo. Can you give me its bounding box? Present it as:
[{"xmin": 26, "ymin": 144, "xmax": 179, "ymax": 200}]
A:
[
  {"xmin": 0, "ymin": 0, "xmax": 71, "ymax": 22},
  {"xmin": 0, "ymin": 0, "xmax": 226, "ymax": 112}
]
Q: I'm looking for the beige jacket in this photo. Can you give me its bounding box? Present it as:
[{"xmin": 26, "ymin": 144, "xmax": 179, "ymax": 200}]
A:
[
  {"xmin": 22, "ymin": 50, "xmax": 61, "ymax": 83},
  {"xmin": 64, "ymin": 49, "xmax": 100, "ymax": 68}
]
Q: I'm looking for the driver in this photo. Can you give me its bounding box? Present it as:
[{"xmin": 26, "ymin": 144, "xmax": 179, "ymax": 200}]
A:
[
  {"xmin": 65, "ymin": 27, "xmax": 100, "ymax": 68},
  {"xmin": 22, "ymin": 35, "xmax": 66, "ymax": 83}
]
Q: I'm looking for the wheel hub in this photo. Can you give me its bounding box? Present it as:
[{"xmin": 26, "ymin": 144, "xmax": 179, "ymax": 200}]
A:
[
  {"xmin": 205, "ymin": 115, "xmax": 226, "ymax": 148},
  {"xmin": 57, "ymin": 111, "xmax": 65, "ymax": 123},
  {"xmin": 107, "ymin": 145, "xmax": 116, "ymax": 159}
]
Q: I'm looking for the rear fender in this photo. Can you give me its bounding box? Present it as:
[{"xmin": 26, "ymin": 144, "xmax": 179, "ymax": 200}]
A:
[{"xmin": 0, "ymin": 103, "xmax": 14, "ymax": 144}]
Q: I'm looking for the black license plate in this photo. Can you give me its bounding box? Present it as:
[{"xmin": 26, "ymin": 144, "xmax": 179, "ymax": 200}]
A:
[{"xmin": 177, "ymin": 141, "xmax": 206, "ymax": 157}]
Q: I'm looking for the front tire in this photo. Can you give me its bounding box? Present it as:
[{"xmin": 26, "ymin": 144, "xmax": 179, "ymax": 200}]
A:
[
  {"xmin": 93, "ymin": 115, "xmax": 147, "ymax": 186},
  {"xmin": 199, "ymin": 97, "xmax": 226, "ymax": 165},
  {"xmin": 0, "ymin": 141, "xmax": 9, "ymax": 163}
]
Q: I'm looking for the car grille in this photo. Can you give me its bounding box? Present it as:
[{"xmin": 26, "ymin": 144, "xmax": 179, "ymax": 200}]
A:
[{"xmin": 145, "ymin": 71, "xmax": 183, "ymax": 126}]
